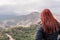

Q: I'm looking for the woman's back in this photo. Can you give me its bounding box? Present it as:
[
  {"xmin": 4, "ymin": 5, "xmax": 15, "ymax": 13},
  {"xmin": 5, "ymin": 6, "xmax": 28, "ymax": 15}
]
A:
[
  {"xmin": 36, "ymin": 25, "xmax": 60, "ymax": 40},
  {"xmin": 36, "ymin": 9, "xmax": 60, "ymax": 40}
]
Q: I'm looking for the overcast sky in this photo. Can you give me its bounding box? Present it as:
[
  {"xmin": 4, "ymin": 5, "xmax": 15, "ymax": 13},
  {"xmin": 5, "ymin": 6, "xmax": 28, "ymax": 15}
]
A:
[{"xmin": 0, "ymin": 0, "xmax": 60, "ymax": 15}]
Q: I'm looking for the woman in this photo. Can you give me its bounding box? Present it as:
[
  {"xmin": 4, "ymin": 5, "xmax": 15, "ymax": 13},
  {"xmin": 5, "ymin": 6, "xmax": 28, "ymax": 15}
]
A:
[{"xmin": 36, "ymin": 9, "xmax": 60, "ymax": 40}]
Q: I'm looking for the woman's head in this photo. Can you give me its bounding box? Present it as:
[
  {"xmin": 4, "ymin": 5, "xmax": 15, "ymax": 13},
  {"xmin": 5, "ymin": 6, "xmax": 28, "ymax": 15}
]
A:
[{"xmin": 41, "ymin": 9, "xmax": 59, "ymax": 34}]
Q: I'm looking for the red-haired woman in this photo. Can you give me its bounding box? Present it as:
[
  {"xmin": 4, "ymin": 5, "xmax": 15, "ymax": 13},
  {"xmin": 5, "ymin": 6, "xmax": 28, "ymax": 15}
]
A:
[{"xmin": 36, "ymin": 9, "xmax": 60, "ymax": 40}]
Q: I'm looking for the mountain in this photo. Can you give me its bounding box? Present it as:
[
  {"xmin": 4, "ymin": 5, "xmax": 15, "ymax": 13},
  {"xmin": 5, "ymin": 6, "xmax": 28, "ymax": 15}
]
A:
[{"xmin": 0, "ymin": 12, "xmax": 40, "ymax": 28}]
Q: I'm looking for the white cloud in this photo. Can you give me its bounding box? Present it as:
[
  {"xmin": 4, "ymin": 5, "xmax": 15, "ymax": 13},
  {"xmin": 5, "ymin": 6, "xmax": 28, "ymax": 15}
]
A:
[
  {"xmin": 0, "ymin": 0, "xmax": 16, "ymax": 5},
  {"xmin": 0, "ymin": 0, "xmax": 60, "ymax": 15},
  {"xmin": 0, "ymin": 0, "xmax": 44, "ymax": 6},
  {"xmin": 55, "ymin": 0, "xmax": 60, "ymax": 2}
]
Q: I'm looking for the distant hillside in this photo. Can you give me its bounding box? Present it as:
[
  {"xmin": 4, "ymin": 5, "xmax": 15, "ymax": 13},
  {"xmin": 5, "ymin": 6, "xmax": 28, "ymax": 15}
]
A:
[{"xmin": 0, "ymin": 12, "xmax": 40, "ymax": 28}]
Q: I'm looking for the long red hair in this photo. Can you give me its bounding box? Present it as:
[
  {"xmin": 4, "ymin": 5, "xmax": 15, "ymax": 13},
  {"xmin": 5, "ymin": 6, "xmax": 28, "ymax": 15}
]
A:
[{"xmin": 41, "ymin": 9, "xmax": 59, "ymax": 34}]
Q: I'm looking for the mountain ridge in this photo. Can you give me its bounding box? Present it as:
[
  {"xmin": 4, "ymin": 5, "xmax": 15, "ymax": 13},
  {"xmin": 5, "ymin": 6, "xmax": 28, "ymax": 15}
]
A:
[{"xmin": 0, "ymin": 12, "xmax": 40, "ymax": 28}]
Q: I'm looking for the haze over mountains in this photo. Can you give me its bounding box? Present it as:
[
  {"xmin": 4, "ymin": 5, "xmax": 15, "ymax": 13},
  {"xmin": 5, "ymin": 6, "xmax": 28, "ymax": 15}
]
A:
[{"xmin": 0, "ymin": 12, "xmax": 40, "ymax": 28}]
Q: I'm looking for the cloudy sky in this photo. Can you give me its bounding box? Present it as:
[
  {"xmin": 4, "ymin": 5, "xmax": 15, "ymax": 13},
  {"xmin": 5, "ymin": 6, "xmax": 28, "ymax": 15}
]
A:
[{"xmin": 0, "ymin": 0, "xmax": 60, "ymax": 15}]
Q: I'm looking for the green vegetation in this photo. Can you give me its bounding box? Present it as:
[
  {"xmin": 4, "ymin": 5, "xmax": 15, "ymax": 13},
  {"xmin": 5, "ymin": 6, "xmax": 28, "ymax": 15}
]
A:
[
  {"xmin": 0, "ymin": 25, "xmax": 38, "ymax": 40},
  {"xmin": 0, "ymin": 30, "xmax": 9, "ymax": 40},
  {"xmin": 0, "ymin": 34, "xmax": 8, "ymax": 40}
]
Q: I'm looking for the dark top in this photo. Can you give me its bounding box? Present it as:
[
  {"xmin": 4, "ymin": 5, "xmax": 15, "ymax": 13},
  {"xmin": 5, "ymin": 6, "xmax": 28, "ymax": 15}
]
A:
[{"xmin": 36, "ymin": 25, "xmax": 60, "ymax": 40}]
